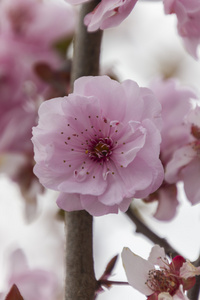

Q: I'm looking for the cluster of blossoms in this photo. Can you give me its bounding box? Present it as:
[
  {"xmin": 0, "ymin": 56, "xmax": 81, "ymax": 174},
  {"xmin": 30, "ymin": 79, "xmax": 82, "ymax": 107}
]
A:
[
  {"xmin": 122, "ymin": 245, "xmax": 200, "ymax": 300},
  {"xmin": 32, "ymin": 75, "xmax": 164, "ymax": 216},
  {"xmin": 0, "ymin": 0, "xmax": 75, "ymax": 218}
]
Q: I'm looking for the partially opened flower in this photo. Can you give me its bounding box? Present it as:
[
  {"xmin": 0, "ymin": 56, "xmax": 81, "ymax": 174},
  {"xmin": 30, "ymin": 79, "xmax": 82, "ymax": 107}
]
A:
[
  {"xmin": 163, "ymin": 0, "xmax": 200, "ymax": 59},
  {"xmin": 122, "ymin": 245, "xmax": 197, "ymax": 300},
  {"xmin": 65, "ymin": 0, "xmax": 138, "ymax": 32},
  {"xmin": 32, "ymin": 75, "xmax": 164, "ymax": 216}
]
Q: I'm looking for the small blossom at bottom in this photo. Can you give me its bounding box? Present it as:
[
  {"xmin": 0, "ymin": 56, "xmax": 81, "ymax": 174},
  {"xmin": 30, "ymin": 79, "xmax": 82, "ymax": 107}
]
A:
[{"xmin": 122, "ymin": 245, "xmax": 197, "ymax": 300}]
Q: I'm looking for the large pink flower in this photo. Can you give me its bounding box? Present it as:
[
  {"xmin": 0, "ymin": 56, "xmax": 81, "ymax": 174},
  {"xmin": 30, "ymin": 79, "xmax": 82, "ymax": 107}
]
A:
[
  {"xmin": 122, "ymin": 245, "xmax": 197, "ymax": 300},
  {"xmin": 32, "ymin": 76, "xmax": 164, "ymax": 216},
  {"xmin": 66, "ymin": 0, "xmax": 138, "ymax": 32},
  {"xmin": 163, "ymin": 0, "xmax": 200, "ymax": 59},
  {"xmin": 165, "ymin": 106, "xmax": 200, "ymax": 205}
]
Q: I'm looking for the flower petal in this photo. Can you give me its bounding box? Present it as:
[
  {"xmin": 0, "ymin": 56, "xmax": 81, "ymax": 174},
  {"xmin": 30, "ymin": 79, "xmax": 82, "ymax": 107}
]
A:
[{"xmin": 121, "ymin": 247, "xmax": 153, "ymax": 295}]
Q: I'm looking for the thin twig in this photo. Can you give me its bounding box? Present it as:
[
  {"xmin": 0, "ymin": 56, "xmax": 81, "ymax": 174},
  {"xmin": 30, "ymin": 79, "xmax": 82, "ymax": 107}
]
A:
[
  {"xmin": 98, "ymin": 280, "xmax": 129, "ymax": 286},
  {"xmin": 125, "ymin": 206, "xmax": 181, "ymax": 258}
]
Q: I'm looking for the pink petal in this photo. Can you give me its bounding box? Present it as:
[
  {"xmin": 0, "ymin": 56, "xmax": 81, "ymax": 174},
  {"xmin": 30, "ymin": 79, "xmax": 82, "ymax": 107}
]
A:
[
  {"xmin": 80, "ymin": 194, "xmax": 118, "ymax": 216},
  {"xmin": 148, "ymin": 245, "xmax": 166, "ymax": 268},
  {"xmin": 56, "ymin": 193, "xmax": 83, "ymax": 211},
  {"xmin": 154, "ymin": 184, "xmax": 179, "ymax": 221},
  {"xmin": 181, "ymin": 158, "xmax": 200, "ymax": 205},
  {"xmin": 165, "ymin": 146, "xmax": 195, "ymax": 183},
  {"xmin": 121, "ymin": 247, "xmax": 153, "ymax": 295}
]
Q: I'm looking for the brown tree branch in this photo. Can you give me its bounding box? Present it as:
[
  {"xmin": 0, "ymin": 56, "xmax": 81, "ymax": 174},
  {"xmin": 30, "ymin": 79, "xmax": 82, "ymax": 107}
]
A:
[
  {"xmin": 70, "ymin": 1, "xmax": 103, "ymax": 86},
  {"xmin": 125, "ymin": 206, "xmax": 182, "ymax": 258},
  {"xmin": 65, "ymin": 211, "xmax": 97, "ymax": 300},
  {"xmin": 64, "ymin": 1, "xmax": 102, "ymax": 300}
]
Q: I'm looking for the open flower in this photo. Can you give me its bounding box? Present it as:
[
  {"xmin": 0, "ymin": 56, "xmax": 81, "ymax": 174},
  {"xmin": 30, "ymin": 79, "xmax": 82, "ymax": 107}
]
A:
[
  {"xmin": 32, "ymin": 75, "xmax": 164, "ymax": 216},
  {"xmin": 163, "ymin": 0, "xmax": 200, "ymax": 59},
  {"xmin": 122, "ymin": 245, "xmax": 197, "ymax": 300}
]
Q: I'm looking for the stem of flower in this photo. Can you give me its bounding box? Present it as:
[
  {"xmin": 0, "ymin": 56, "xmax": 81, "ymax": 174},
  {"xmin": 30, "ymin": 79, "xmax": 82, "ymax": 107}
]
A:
[
  {"xmin": 98, "ymin": 279, "xmax": 129, "ymax": 286},
  {"xmin": 65, "ymin": 1, "xmax": 102, "ymax": 300}
]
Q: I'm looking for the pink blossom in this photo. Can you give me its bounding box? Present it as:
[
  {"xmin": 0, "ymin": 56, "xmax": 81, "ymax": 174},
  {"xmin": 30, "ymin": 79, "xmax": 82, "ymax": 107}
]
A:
[
  {"xmin": 150, "ymin": 78, "xmax": 194, "ymax": 165},
  {"xmin": 144, "ymin": 182, "xmax": 179, "ymax": 221},
  {"xmin": 0, "ymin": 0, "xmax": 75, "ymax": 97},
  {"xmin": 143, "ymin": 79, "xmax": 195, "ymax": 221},
  {"xmin": 165, "ymin": 106, "xmax": 200, "ymax": 205},
  {"xmin": 122, "ymin": 245, "xmax": 196, "ymax": 300},
  {"xmin": 163, "ymin": 0, "xmax": 200, "ymax": 59},
  {"xmin": 0, "ymin": 0, "xmax": 75, "ymax": 47},
  {"xmin": 84, "ymin": 0, "xmax": 138, "ymax": 32},
  {"xmin": 1, "ymin": 249, "xmax": 59, "ymax": 300},
  {"xmin": 32, "ymin": 75, "xmax": 164, "ymax": 216},
  {"xmin": 0, "ymin": 0, "xmax": 75, "ymax": 218},
  {"xmin": 66, "ymin": 0, "xmax": 138, "ymax": 32}
]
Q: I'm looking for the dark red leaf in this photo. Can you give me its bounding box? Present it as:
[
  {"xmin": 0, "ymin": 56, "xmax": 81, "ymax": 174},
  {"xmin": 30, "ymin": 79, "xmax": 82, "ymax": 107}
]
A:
[
  {"xmin": 5, "ymin": 284, "xmax": 24, "ymax": 300},
  {"xmin": 99, "ymin": 255, "xmax": 118, "ymax": 281}
]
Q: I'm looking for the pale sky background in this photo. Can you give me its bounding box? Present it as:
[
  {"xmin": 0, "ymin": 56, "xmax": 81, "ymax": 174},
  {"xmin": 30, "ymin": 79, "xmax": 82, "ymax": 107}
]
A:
[{"xmin": 1, "ymin": 1, "xmax": 200, "ymax": 299}]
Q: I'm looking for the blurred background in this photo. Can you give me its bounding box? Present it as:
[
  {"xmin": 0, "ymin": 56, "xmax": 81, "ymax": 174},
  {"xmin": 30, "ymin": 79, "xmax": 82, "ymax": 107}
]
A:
[{"xmin": 1, "ymin": 0, "xmax": 200, "ymax": 299}]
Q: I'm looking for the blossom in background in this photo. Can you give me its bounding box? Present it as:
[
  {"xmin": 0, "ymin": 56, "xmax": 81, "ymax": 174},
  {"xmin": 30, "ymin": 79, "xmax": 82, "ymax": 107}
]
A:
[
  {"xmin": 32, "ymin": 75, "xmax": 164, "ymax": 216},
  {"xmin": 122, "ymin": 245, "xmax": 199, "ymax": 300},
  {"xmin": 150, "ymin": 78, "xmax": 194, "ymax": 166},
  {"xmin": 0, "ymin": 0, "xmax": 75, "ymax": 96},
  {"xmin": 163, "ymin": 0, "xmax": 200, "ymax": 59},
  {"xmin": 165, "ymin": 106, "xmax": 200, "ymax": 205},
  {"xmin": 0, "ymin": 0, "xmax": 75, "ymax": 219},
  {"xmin": 0, "ymin": 249, "xmax": 60, "ymax": 300},
  {"xmin": 66, "ymin": 0, "xmax": 138, "ymax": 32},
  {"xmin": 143, "ymin": 78, "xmax": 196, "ymax": 221}
]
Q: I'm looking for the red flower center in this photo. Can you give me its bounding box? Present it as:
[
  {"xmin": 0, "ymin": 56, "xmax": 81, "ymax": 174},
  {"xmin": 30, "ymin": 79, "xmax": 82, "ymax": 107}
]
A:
[
  {"xmin": 89, "ymin": 137, "xmax": 113, "ymax": 162},
  {"xmin": 146, "ymin": 268, "xmax": 180, "ymax": 296}
]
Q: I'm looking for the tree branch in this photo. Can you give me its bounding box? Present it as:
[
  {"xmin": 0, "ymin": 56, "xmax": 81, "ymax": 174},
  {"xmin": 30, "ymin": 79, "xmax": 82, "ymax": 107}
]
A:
[
  {"xmin": 65, "ymin": 2, "xmax": 103, "ymax": 300},
  {"xmin": 65, "ymin": 211, "xmax": 97, "ymax": 300},
  {"xmin": 125, "ymin": 206, "xmax": 181, "ymax": 258},
  {"xmin": 70, "ymin": 1, "xmax": 103, "ymax": 85}
]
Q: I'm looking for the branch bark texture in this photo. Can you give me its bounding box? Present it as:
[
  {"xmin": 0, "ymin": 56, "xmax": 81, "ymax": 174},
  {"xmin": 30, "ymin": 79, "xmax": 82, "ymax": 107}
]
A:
[
  {"xmin": 65, "ymin": 211, "xmax": 96, "ymax": 300},
  {"xmin": 65, "ymin": 2, "xmax": 102, "ymax": 300},
  {"xmin": 70, "ymin": 1, "xmax": 103, "ymax": 85}
]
